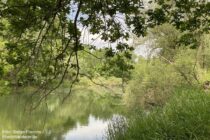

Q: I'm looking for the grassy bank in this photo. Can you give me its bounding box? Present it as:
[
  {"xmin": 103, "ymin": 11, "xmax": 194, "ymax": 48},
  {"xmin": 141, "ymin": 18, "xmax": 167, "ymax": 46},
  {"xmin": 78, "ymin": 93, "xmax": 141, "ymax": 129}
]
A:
[{"xmin": 107, "ymin": 87, "xmax": 210, "ymax": 140}]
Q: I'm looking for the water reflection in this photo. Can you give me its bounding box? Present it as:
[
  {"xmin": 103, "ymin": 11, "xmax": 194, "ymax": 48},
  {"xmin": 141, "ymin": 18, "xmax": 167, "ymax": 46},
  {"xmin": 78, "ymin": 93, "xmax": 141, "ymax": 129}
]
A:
[
  {"xmin": 0, "ymin": 91, "xmax": 124, "ymax": 140},
  {"xmin": 63, "ymin": 115, "xmax": 108, "ymax": 140},
  {"xmin": 63, "ymin": 114, "xmax": 125, "ymax": 140}
]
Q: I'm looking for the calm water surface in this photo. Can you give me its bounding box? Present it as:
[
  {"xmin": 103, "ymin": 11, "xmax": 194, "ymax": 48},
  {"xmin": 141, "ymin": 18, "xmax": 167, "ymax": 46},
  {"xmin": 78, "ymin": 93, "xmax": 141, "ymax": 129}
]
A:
[
  {"xmin": 0, "ymin": 91, "xmax": 124, "ymax": 140},
  {"xmin": 63, "ymin": 115, "xmax": 121, "ymax": 140}
]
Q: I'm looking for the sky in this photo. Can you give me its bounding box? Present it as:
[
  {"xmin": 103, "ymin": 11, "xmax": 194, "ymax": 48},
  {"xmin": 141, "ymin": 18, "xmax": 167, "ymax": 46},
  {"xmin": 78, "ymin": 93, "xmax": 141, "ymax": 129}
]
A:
[{"xmin": 67, "ymin": 0, "xmax": 156, "ymax": 58}]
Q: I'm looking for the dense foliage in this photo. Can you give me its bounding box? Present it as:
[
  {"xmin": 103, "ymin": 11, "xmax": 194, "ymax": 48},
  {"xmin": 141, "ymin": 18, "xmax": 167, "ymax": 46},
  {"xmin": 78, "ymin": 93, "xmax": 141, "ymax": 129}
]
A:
[
  {"xmin": 107, "ymin": 22, "xmax": 210, "ymax": 139},
  {"xmin": 0, "ymin": 0, "xmax": 210, "ymax": 139},
  {"xmin": 0, "ymin": 0, "xmax": 209, "ymax": 90}
]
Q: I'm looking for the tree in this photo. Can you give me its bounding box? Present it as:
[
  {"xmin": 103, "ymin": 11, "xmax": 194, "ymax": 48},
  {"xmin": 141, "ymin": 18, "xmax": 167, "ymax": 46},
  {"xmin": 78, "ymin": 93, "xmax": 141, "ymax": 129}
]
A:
[
  {"xmin": 143, "ymin": 23, "xmax": 181, "ymax": 61},
  {"xmin": 146, "ymin": 0, "xmax": 210, "ymax": 49},
  {"xmin": 100, "ymin": 43, "xmax": 134, "ymax": 93},
  {"xmin": 0, "ymin": 0, "xmax": 209, "ymax": 105}
]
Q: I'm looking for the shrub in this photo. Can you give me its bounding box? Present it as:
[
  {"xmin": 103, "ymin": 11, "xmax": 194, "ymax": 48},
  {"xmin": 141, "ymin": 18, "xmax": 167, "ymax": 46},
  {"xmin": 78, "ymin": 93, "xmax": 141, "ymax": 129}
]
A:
[{"xmin": 124, "ymin": 59, "xmax": 183, "ymax": 109}]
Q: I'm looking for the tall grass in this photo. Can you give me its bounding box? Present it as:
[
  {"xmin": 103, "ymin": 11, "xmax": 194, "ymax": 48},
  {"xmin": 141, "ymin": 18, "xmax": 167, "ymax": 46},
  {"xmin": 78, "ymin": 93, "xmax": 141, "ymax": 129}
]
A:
[{"xmin": 107, "ymin": 87, "xmax": 210, "ymax": 140}]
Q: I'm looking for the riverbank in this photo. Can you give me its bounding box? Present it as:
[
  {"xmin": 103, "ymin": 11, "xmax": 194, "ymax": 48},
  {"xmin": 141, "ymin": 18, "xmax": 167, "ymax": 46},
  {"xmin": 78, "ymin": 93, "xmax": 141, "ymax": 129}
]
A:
[{"xmin": 107, "ymin": 87, "xmax": 210, "ymax": 140}]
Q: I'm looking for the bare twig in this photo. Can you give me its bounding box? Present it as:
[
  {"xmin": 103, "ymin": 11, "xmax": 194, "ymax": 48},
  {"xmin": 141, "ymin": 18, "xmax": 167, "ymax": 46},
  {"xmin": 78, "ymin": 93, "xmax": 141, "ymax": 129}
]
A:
[
  {"xmin": 79, "ymin": 73, "xmax": 119, "ymax": 94},
  {"xmin": 159, "ymin": 55, "xmax": 193, "ymax": 85},
  {"xmin": 82, "ymin": 49, "xmax": 103, "ymax": 59},
  {"xmin": 62, "ymin": 0, "xmax": 83, "ymax": 103}
]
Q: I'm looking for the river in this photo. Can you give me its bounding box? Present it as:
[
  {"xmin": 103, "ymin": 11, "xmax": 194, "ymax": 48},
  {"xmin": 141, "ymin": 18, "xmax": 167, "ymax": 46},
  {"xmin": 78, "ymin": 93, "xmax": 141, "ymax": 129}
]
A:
[{"xmin": 0, "ymin": 90, "xmax": 124, "ymax": 140}]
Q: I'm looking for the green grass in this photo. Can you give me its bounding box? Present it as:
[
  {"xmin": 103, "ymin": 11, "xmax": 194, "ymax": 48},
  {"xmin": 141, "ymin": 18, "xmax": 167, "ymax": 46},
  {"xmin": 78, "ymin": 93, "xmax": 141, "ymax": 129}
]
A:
[{"xmin": 107, "ymin": 87, "xmax": 210, "ymax": 140}]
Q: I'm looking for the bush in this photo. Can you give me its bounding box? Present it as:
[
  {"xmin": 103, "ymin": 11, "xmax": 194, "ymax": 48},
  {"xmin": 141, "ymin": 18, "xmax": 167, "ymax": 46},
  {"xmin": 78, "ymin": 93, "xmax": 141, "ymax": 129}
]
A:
[
  {"xmin": 0, "ymin": 80, "xmax": 11, "ymax": 95},
  {"xmin": 124, "ymin": 59, "xmax": 184, "ymax": 109}
]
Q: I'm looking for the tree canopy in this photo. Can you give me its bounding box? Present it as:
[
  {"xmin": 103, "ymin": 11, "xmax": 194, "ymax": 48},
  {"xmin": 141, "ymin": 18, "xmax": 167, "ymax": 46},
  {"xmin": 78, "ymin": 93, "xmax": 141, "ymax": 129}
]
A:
[{"xmin": 0, "ymin": 0, "xmax": 209, "ymax": 102}]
